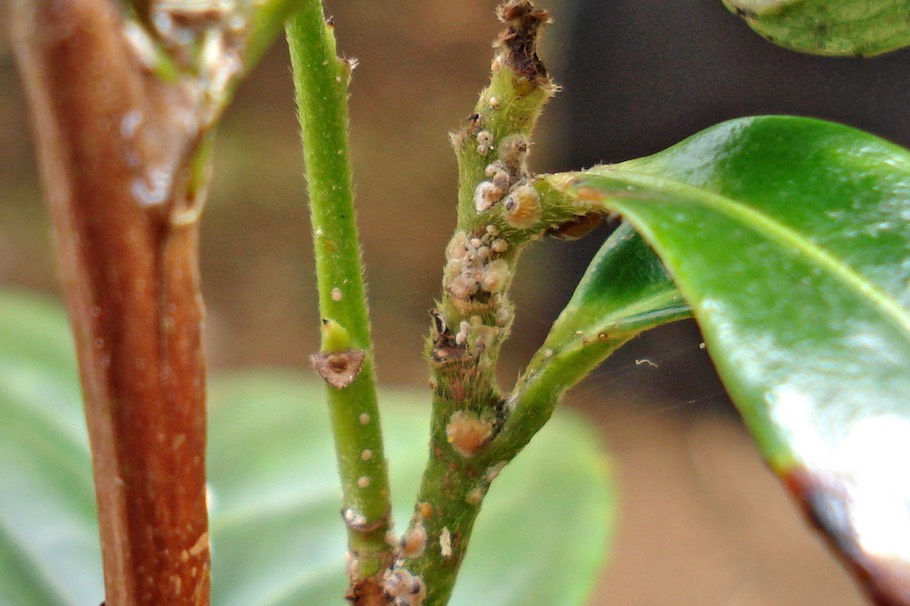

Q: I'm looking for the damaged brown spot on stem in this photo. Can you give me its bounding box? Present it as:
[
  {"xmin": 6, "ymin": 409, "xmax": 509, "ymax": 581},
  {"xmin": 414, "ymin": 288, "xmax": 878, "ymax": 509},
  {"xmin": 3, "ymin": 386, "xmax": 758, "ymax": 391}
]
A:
[
  {"xmin": 311, "ymin": 349, "xmax": 366, "ymax": 388},
  {"xmin": 495, "ymin": 0, "xmax": 551, "ymax": 83},
  {"xmin": 345, "ymin": 576, "xmax": 386, "ymax": 606}
]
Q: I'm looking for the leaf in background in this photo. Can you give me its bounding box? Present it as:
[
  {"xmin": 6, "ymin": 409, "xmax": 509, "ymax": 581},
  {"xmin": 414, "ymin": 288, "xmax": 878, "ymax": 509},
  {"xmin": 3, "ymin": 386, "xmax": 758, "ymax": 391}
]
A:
[
  {"xmin": 723, "ymin": 0, "xmax": 910, "ymax": 56},
  {"xmin": 0, "ymin": 291, "xmax": 102, "ymax": 606},
  {"xmin": 543, "ymin": 115, "xmax": 910, "ymax": 605},
  {"xmin": 0, "ymin": 289, "xmax": 614, "ymax": 606}
]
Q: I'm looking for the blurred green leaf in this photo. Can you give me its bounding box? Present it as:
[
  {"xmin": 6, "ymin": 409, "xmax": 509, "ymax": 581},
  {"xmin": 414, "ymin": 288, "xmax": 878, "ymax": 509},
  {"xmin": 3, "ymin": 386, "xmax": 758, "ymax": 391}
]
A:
[
  {"xmin": 0, "ymin": 291, "xmax": 101, "ymax": 606},
  {"xmin": 544, "ymin": 115, "xmax": 910, "ymax": 602},
  {"xmin": 244, "ymin": 0, "xmax": 303, "ymax": 69},
  {"xmin": 0, "ymin": 289, "xmax": 614, "ymax": 606},
  {"xmin": 724, "ymin": 0, "xmax": 910, "ymax": 56}
]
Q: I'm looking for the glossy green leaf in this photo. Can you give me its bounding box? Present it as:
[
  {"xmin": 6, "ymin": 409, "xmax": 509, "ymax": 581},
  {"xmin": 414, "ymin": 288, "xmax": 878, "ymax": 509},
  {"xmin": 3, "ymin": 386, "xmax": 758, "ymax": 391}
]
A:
[
  {"xmin": 724, "ymin": 0, "xmax": 910, "ymax": 56},
  {"xmin": 509, "ymin": 222, "xmax": 688, "ymax": 417},
  {"xmin": 0, "ymin": 289, "xmax": 614, "ymax": 606},
  {"xmin": 536, "ymin": 221, "xmax": 688, "ymax": 385},
  {"xmin": 543, "ymin": 115, "xmax": 910, "ymax": 604}
]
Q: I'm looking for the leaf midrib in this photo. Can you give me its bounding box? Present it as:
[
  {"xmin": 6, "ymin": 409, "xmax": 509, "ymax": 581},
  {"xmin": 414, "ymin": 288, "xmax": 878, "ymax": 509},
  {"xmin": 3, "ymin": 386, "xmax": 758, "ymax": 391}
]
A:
[
  {"xmin": 584, "ymin": 169, "xmax": 910, "ymax": 339},
  {"xmin": 563, "ymin": 288, "xmax": 688, "ymax": 340}
]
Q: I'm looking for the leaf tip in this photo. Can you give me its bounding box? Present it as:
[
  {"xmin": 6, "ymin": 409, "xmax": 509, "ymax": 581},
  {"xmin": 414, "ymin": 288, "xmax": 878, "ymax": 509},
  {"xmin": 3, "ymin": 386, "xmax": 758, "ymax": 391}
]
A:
[{"xmin": 784, "ymin": 466, "xmax": 910, "ymax": 606}]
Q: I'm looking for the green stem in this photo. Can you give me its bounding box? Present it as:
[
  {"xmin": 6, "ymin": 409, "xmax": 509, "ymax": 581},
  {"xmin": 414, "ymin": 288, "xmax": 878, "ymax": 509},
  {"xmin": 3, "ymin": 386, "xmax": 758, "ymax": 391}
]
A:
[
  {"xmin": 404, "ymin": 6, "xmax": 688, "ymax": 595},
  {"xmin": 406, "ymin": 333, "xmax": 628, "ymax": 605},
  {"xmin": 286, "ymin": 0, "xmax": 394, "ymax": 588},
  {"xmin": 401, "ymin": 3, "xmax": 587, "ymax": 603}
]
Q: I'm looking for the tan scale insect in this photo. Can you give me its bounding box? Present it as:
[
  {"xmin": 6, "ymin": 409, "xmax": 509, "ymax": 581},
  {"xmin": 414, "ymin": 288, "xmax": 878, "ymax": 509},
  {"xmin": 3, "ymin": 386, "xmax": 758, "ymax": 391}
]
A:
[
  {"xmin": 502, "ymin": 183, "xmax": 541, "ymax": 229},
  {"xmin": 475, "ymin": 130, "xmax": 494, "ymax": 155},
  {"xmin": 400, "ymin": 520, "xmax": 428, "ymax": 559},
  {"xmin": 446, "ymin": 410, "xmax": 494, "ymax": 457}
]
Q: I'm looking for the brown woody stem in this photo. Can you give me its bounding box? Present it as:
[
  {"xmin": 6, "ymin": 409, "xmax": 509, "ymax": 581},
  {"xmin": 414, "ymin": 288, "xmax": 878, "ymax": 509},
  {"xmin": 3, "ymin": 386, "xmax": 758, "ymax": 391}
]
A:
[{"xmin": 13, "ymin": 1, "xmax": 211, "ymax": 604}]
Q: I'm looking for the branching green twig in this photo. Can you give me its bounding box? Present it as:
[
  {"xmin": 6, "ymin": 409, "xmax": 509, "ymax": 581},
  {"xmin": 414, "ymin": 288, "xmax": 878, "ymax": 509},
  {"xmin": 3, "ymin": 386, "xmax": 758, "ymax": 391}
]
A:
[
  {"xmin": 395, "ymin": 3, "xmax": 609, "ymax": 604},
  {"xmin": 286, "ymin": 2, "xmax": 394, "ymax": 601}
]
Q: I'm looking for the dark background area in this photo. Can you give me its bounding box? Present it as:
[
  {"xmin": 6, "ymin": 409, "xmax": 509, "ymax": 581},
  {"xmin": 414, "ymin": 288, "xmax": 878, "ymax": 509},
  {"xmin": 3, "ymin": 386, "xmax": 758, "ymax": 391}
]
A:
[{"xmin": 3, "ymin": 0, "xmax": 907, "ymax": 603}]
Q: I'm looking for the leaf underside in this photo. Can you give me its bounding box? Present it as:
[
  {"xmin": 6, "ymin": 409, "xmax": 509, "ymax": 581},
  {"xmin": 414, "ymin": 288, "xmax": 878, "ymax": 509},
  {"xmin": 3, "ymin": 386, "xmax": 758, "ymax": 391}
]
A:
[
  {"xmin": 724, "ymin": 0, "xmax": 910, "ymax": 56},
  {"xmin": 0, "ymin": 289, "xmax": 614, "ymax": 606},
  {"xmin": 523, "ymin": 221, "xmax": 689, "ymax": 404},
  {"xmin": 547, "ymin": 115, "xmax": 910, "ymax": 604}
]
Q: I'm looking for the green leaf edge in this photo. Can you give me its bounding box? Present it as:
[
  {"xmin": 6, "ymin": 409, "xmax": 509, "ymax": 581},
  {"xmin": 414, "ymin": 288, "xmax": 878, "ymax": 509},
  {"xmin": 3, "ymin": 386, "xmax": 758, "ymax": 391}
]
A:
[{"xmin": 723, "ymin": 0, "xmax": 910, "ymax": 57}]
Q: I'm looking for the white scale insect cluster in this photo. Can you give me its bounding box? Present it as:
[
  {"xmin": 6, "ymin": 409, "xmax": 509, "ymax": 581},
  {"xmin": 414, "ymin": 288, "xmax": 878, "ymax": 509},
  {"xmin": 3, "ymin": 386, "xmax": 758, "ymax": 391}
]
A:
[
  {"xmin": 383, "ymin": 568, "xmax": 426, "ymax": 606},
  {"xmin": 472, "ymin": 133, "xmax": 542, "ymax": 229},
  {"xmin": 444, "ymin": 228, "xmax": 511, "ymax": 319}
]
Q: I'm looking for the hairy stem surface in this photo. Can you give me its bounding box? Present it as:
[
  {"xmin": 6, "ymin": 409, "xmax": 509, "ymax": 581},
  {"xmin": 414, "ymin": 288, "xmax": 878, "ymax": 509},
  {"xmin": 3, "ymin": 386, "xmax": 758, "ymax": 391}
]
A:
[
  {"xmin": 400, "ymin": 3, "xmax": 595, "ymax": 603},
  {"xmin": 287, "ymin": 2, "xmax": 394, "ymax": 598}
]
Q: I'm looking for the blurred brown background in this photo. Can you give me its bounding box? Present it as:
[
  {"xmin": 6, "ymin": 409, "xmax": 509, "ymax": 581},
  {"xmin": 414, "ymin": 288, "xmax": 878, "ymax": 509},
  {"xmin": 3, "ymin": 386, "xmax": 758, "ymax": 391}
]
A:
[{"xmin": 4, "ymin": 0, "xmax": 909, "ymax": 603}]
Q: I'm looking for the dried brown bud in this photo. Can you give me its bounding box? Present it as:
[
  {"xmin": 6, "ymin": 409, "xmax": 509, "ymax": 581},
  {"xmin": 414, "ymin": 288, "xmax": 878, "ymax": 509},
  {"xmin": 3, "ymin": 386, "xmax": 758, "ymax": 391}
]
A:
[{"xmin": 310, "ymin": 349, "xmax": 366, "ymax": 388}]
